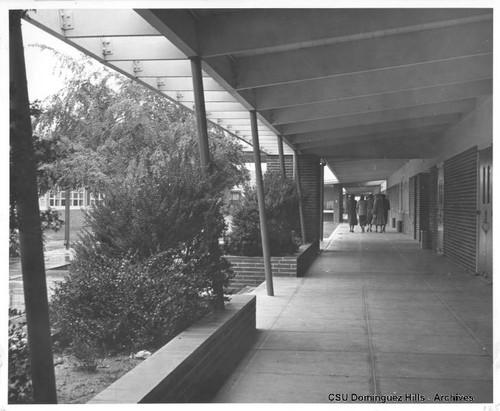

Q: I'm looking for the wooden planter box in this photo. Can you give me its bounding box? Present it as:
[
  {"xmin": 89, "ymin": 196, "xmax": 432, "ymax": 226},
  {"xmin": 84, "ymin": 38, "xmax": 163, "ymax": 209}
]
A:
[{"xmin": 226, "ymin": 240, "xmax": 319, "ymax": 291}]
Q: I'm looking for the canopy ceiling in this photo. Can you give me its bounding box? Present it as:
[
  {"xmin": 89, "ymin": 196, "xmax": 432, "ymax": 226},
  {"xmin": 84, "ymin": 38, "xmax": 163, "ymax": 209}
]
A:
[{"xmin": 25, "ymin": 8, "xmax": 493, "ymax": 194}]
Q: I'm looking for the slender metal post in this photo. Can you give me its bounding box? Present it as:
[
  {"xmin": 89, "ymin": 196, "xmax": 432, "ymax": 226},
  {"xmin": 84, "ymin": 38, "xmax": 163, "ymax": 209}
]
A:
[
  {"xmin": 10, "ymin": 10, "xmax": 57, "ymax": 403},
  {"xmin": 64, "ymin": 190, "xmax": 70, "ymax": 249},
  {"xmin": 294, "ymin": 152, "xmax": 307, "ymax": 243},
  {"xmin": 277, "ymin": 135, "xmax": 287, "ymax": 179},
  {"xmin": 319, "ymin": 162, "xmax": 325, "ymax": 240},
  {"xmin": 190, "ymin": 56, "xmax": 211, "ymax": 168},
  {"xmin": 250, "ymin": 111, "xmax": 274, "ymax": 296},
  {"xmin": 190, "ymin": 56, "xmax": 225, "ymax": 309}
]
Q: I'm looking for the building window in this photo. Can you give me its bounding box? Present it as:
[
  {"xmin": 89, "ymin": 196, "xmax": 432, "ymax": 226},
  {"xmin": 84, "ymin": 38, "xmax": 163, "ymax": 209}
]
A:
[
  {"xmin": 49, "ymin": 190, "xmax": 65, "ymax": 207},
  {"xmin": 47, "ymin": 189, "xmax": 86, "ymax": 208},
  {"xmin": 71, "ymin": 189, "xmax": 84, "ymax": 207},
  {"xmin": 230, "ymin": 191, "xmax": 242, "ymax": 204},
  {"xmin": 89, "ymin": 192, "xmax": 104, "ymax": 206}
]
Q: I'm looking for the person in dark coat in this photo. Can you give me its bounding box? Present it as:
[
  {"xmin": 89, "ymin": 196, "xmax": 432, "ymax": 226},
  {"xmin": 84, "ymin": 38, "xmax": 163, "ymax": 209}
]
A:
[
  {"xmin": 356, "ymin": 194, "xmax": 368, "ymax": 233},
  {"xmin": 372, "ymin": 194, "xmax": 385, "ymax": 233},
  {"xmin": 346, "ymin": 194, "xmax": 358, "ymax": 232},
  {"xmin": 381, "ymin": 194, "xmax": 390, "ymax": 232},
  {"xmin": 366, "ymin": 193, "xmax": 374, "ymax": 232}
]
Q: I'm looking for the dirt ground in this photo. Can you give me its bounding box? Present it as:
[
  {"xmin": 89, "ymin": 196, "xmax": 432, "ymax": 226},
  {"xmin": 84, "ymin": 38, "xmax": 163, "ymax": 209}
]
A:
[{"xmin": 54, "ymin": 353, "xmax": 143, "ymax": 404}]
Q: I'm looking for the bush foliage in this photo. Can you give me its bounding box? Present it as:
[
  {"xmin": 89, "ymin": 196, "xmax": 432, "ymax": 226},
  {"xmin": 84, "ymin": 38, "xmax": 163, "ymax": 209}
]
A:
[
  {"xmin": 225, "ymin": 172, "xmax": 302, "ymax": 256},
  {"xmin": 8, "ymin": 314, "xmax": 32, "ymax": 404},
  {"xmin": 50, "ymin": 110, "xmax": 241, "ymax": 352},
  {"xmin": 51, "ymin": 251, "xmax": 213, "ymax": 352}
]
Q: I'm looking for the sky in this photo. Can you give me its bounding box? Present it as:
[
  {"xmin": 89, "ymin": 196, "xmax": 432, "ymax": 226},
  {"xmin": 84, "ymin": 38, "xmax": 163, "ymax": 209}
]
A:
[{"xmin": 21, "ymin": 21, "xmax": 80, "ymax": 102}]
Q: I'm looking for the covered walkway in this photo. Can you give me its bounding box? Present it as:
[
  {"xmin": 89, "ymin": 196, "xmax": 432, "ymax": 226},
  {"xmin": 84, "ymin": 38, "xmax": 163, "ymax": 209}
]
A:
[{"xmin": 214, "ymin": 223, "xmax": 493, "ymax": 403}]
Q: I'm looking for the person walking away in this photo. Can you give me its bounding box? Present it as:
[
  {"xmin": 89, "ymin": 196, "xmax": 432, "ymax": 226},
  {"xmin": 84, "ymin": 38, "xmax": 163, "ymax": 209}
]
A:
[
  {"xmin": 381, "ymin": 194, "xmax": 390, "ymax": 232},
  {"xmin": 347, "ymin": 194, "xmax": 358, "ymax": 232},
  {"xmin": 366, "ymin": 193, "xmax": 374, "ymax": 232},
  {"xmin": 356, "ymin": 194, "xmax": 368, "ymax": 233},
  {"xmin": 372, "ymin": 194, "xmax": 385, "ymax": 233}
]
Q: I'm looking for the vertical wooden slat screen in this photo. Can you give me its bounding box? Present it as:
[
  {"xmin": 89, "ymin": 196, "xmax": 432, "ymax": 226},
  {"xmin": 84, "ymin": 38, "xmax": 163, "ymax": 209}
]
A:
[
  {"xmin": 298, "ymin": 155, "xmax": 321, "ymax": 243},
  {"xmin": 443, "ymin": 146, "xmax": 478, "ymax": 272},
  {"xmin": 415, "ymin": 173, "xmax": 430, "ymax": 243},
  {"xmin": 409, "ymin": 176, "xmax": 417, "ymax": 239},
  {"xmin": 386, "ymin": 184, "xmax": 399, "ymax": 228},
  {"xmin": 429, "ymin": 166, "xmax": 439, "ymax": 251}
]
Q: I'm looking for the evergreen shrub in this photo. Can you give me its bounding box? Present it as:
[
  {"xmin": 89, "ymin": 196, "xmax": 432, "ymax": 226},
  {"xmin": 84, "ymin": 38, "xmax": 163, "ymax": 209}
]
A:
[
  {"xmin": 8, "ymin": 312, "xmax": 32, "ymax": 404},
  {"xmin": 225, "ymin": 172, "xmax": 302, "ymax": 256},
  {"xmin": 51, "ymin": 145, "xmax": 234, "ymax": 351},
  {"xmin": 51, "ymin": 250, "xmax": 211, "ymax": 351}
]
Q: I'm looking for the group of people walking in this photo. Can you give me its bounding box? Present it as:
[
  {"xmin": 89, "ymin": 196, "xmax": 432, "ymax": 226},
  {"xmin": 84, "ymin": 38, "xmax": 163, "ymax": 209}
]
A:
[{"xmin": 346, "ymin": 193, "xmax": 390, "ymax": 233}]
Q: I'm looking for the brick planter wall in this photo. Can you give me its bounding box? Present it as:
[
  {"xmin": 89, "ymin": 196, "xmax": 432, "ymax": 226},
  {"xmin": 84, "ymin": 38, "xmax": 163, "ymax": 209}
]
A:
[
  {"xmin": 226, "ymin": 241, "xmax": 319, "ymax": 291},
  {"xmin": 89, "ymin": 294, "xmax": 256, "ymax": 404}
]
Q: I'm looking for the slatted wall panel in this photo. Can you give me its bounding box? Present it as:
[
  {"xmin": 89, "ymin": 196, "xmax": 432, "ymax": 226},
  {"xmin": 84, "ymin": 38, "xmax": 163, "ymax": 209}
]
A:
[
  {"xmin": 429, "ymin": 166, "xmax": 439, "ymax": 251},
  {"xmin": 416, "ymin": 173, "xmax": 430, "ymax": 242},
  {"xmin": 415, "ymin": 175, "xmax": 421, "ymax": 241},
  {"xmin": 386, "ymin": 184, "xmax": 399, "ymax": 228},
  {"xmin": 332, "ymin": 184, "xmax": 343, "ymax": 223},
  {"xmin": 409, "ymin": 176, "xmax": 417, "ymax": 239},
  {"xmin": 443, "ymin": 146, "xmax": 478, "ymax": 272},
  {"xmin": 298, "ymin": 155, "xmax": 320, "ymax": 243}
]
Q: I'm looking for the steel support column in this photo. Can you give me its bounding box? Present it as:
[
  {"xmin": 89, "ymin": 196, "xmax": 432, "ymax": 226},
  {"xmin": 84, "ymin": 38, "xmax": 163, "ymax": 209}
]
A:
[
  {"xmin": 250, "ymin": 110, "xmax": 274, "ymax": 296},
  {"xmin": 294, "ymin": 152, "xmax": 307, "ymax": 243},
  {"xmin": 190, "ymin": 56, "xmax": 211, "ymax": 169},
  {"xmin": 10, "ymin": 10, "xmax": 57, "ymax": 403},
  {"xmin": 190, "ymin": 56, "xmax": 226, "ymax": 309},
  {"xmin": 319, "ymin": 162, "xmax": 325, "ymax": 240},
  {"xmin": 64, "ymin": 190, "xmax": 70, "ymax": 250},
  {"xmin": 277, "ymin": 135, "xmax": 287, "ymax": 179}
]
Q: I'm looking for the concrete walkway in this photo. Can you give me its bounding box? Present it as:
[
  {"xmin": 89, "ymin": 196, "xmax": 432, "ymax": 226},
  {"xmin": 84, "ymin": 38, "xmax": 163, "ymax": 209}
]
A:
[
  {"xmin": 9, "ymin": 244, "xmax": 72, "ymax": 311},
  {"xmin": 213, "ymin": 223, "xmax": 493, "ymax": 403}
]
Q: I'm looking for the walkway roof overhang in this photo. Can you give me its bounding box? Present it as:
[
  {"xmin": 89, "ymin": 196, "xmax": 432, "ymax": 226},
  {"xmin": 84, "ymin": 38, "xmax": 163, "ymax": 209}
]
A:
[{"xmin": 24, "ymin": 8, "xmax": 493, "ymax": 193}]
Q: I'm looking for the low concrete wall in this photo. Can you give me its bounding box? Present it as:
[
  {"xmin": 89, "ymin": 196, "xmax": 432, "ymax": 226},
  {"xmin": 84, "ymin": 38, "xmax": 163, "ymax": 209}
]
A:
[
  {"xmin": 89, "ymin": 294, "xmax": 256, "ymax": 404},
  {"xmin": 227, "ymin": 241, "xmax": 319, "ymax": 291},
  {"xmin": 297, "ymin": 240, "xmax": 319, "ymax": 277}
]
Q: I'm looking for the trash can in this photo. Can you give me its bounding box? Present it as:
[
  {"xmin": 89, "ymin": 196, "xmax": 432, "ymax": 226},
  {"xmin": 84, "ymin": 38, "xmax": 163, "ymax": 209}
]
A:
[
  {"xmin": 391, "ymin": 218, "xmax": 396, "ymax": 228},
  {"xmin": 397, "ymin": 220, "xmax": 403, "ymax": 233}
]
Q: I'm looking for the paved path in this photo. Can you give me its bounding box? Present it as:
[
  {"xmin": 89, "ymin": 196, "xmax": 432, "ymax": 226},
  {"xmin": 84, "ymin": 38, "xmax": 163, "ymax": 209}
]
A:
[
  {"xmin": 9, "ymin": 244, "xmax": 72, "ymax": 311},
  {"xmin": 214, "ymin": 223, "xmax": 493, "ymax": 403}
]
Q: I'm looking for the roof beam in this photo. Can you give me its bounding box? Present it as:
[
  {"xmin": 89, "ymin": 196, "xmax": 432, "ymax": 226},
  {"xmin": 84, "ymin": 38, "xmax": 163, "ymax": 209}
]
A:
[
  {"xmin": 329, "ymin": 159, "xmax": 409, "ymax": 183},
  {"xmin": 196, "ymin": 9, "xmax": 491, "ymax": 57},
  {"xmin": 253, "ymin": 54, "xmax": 492, "ymax": 110},
  {"xmin": 71, "ymin": 36, "xmax": 185, "ymax": 61},
  {"xmin": 265, "ymin": 79, "xmax": 491, "ymax": 125},
  {"xmin": 279, "ymin": 99, "xmax": 476, "ymax": 135},
  {"xmin": 112, "ymin": 60, "xmax": 201, "ymax": 77},
  {"xmin": 29, "ymin": 9, "xmax": 160, "ymax": 38},
  {"xmin": 286, "ymin": 114, "xmax": 460, "ymax": 146},
  {"xmin": 294, "ymin": 126, "xmax": 446, "ymax": 150},
  {"xmin": 140, "ymin": 77, "xmax": 224, "ymax": 91},
  {"xmin": 303, "ymin": 135, "xmax": 442, "ymax": 159},
  {"xmin": 135, "ymin": 9, "xmax": 199, "ymax": 57},
  {"xmin": 171, "ymin": 90, "xmax": 237, "ymax": 102},
  {"xmin": 229, "ymin": 21, "xmax": 492, "ymax": 89}
]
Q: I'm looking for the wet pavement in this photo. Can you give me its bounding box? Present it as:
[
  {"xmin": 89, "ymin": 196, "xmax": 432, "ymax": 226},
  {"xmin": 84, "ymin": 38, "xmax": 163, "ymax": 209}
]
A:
[{"xmin": 9, "ymin": 242, "xmax": 72, "ymax": 311}]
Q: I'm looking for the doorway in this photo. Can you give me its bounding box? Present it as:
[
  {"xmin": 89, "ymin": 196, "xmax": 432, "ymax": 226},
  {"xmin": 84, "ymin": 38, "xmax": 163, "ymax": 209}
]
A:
[
  {"xmin": 477, "ymin": 146, "xmax": 492, "ymax": 277},
  {"xmin": 436, "ymin": 164, "xmax": 444, "ymax": 254}
]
